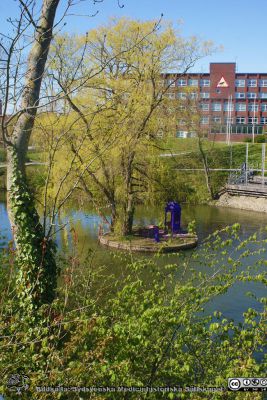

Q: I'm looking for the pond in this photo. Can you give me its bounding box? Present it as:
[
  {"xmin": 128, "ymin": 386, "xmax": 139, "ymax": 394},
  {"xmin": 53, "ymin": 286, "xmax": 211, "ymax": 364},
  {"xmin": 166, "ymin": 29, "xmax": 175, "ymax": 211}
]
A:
[{"xmin": 0, "ymin": 191, "xmax": 266, "ymax": 323}]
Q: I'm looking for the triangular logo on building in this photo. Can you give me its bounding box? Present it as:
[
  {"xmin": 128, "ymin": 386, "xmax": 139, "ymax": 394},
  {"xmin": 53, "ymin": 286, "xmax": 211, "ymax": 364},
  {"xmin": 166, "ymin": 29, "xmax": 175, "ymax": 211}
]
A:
[{"xmin": 217, "ymin": 76, "xmax": 229, "ymax": 87}]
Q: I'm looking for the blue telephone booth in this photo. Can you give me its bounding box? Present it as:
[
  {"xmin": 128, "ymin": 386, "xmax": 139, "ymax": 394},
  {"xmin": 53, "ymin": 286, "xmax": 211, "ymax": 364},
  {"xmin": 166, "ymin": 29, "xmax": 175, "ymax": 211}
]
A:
[{"xmin": 164, "ymin": 201, "xmax": 181, "ymax": 234}]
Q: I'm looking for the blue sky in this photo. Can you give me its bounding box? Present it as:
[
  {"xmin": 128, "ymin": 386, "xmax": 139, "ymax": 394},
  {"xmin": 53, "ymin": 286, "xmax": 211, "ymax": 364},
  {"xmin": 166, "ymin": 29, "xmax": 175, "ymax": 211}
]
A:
[{"xmin": 1, "ymin": 0, "xmax": 267, "ymax": 72}]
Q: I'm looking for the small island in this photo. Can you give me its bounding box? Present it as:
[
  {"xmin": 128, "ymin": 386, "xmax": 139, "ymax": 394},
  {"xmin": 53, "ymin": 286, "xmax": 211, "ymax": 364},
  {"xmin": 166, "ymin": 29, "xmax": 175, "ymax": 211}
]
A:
[{"xmin": 99, "ymin": 201, "xmax": 198, "ymax": 253}]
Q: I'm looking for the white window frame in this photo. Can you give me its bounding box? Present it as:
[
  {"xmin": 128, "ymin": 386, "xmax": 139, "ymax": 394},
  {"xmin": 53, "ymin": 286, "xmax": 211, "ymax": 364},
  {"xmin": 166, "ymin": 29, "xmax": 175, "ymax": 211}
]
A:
[
  {"xmin": 200, "ymin": 103, "xmax": 209, "ymax": 111},
  {"xmin": 177, "ymin": 79, "xmax": 187, "ymax": 86},
  {"xmin": 166, "ymin": 92, "xmax": 175, "ymax": 99},
  {"xmin": 211, "ymin": 103, "xmax": 222, "ymax": 112},
  {"xmin": 259, "ymin": 79, "xmax": 267, "ymax": 87},
  {"xmin": 247, "ymin": 79, "xmax": 257, "ymax": 87},
  {"xmin": 200, "ymin": 116, "xmax": 209, "ymax": 124},
  {"xmin": 200, "ymin": 92, "xmax": 210, "ymax": 99},
  {"xmin": 236, "ymin": 117, "xmax": 246, "ymax": 124},
  {"xmin": 260, "ymin": 117, "xmax": 267, "ymax": 125},
  {"xmin": 224, "ymin": 117, "xmax": 234, "ymax": 124},
  {"xmin": 224, "ymin": 102, "xmax": 234, "ymax": 112},
  {"xmin": 177, "ymin": 92, "xmax": 187, "ymax": 100},
  {"xmin": 260, "ymin": 92, "xmax": 267, "ymax": 99},
  {"xmin": 212, "ymin": 116, "xmax": 221, "ymax": 123},
  {"xmin": 248, "ymin": 117, "xmax": 258, "ymax": 124},
  {"xmin": 188, "ymin": 79, "xmax": 198, "ymax": 86},
  {"xmin": 176, "ymin": 131, "xmax": 187, "ymax": 138},
  {"xmin": 235, "ymin": 79, "xmax": 245, "ymax": 87},
  {"xmin": 261, "ymin": 103, "xmax": 267, "ymax": 112},
  {"xmin": 247, "ymin": 92, "xmax": 257, "ymax": 99},
  {"xmin": 200, "ymin": 79, "xmax": 210, "ymax": 87},
  {"xmin": 235, "ymin": 103, "xmax": 246, "ymax": 111},
  {"xmin": 190, "ymin": 92, "xmax": 198, "ymax": 99},
  {"xmin": 235, "ymin": 92, "xmax": 246, "ymax": 99},
  {"xmin": 167, "ymin": 79, "xmax": 176, "ymax": 87},
  {"xmin": 248, "ymin": 103, "xmax": 259, "ymax": 112}
]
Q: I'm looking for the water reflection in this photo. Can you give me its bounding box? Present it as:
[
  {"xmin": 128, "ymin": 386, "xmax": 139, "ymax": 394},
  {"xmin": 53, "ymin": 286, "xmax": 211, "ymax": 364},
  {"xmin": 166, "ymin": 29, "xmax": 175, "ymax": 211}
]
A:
[{"xmin": 0, "ymin": 193, "xmax": 266, "ymax": 321}]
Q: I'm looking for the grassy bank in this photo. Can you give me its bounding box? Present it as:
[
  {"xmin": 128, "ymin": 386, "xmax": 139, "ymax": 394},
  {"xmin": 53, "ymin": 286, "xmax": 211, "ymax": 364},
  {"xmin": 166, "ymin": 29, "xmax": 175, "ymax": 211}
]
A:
[
  {"xmin": 155, "ymin": 138, "xmax": 267, "ymax": 203},
  {"xmin": 0, "ymin": 147, "xmax": 45, "ymax": 163}
]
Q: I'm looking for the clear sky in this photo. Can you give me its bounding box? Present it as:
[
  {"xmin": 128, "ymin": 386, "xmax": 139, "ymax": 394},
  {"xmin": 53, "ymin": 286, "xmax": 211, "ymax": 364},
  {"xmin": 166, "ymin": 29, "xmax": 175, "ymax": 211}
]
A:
[{"xmin": 1, "ymin": 0, "xmax": 267, "ymax": 73}]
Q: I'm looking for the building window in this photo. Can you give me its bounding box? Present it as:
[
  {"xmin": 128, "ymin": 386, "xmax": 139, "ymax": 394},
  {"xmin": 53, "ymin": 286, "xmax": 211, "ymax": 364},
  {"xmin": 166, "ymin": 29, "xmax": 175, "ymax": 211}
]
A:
[
  {"xmin": 247, "ymin": 92, "xmax": 257, "ymax": 99},
  {"xmin": 211, "ymin": 102, "xmax": 222, "ymax": 111},
  {"xmin": 200, "ymin": 79, "xmax": 210, "ymax": 87},
  {"xmin": 261, "ymin": 103, "xmax": 267, "ymax": 112},
  {"xmin": 166, "ymin": 92, "xmax": 175, "ymax": 99},
  {"xmin": 212, "ymin": 116, "xmax": 221, "ymax": 123},
  {"xmin": 224, "ymin": 102, "xmax": 234, "ymax": 111},
  {"xmin": 176, "ymin": 131, "xmax": 187, "ymax": 138},
  {"xmin": 200, "ymin": 92, "xmax": 210, "ymax": 99},
  {"xmin": 200, "ymin": 116, "xmax": 209, "ymax": 124},
  {"xmin": 260, "ymin": 117, "xmax": 267, "ymax": 125},
  {"xmin": 188, "ymin": 79, "xmax": 198, "ymax": 86},
  {"xmin": 259, "ymin": 79, "xmax": 267, "ymax": 87},
  {"xmin": 177, "ymin": 79, "xmax": 187, "ymax": 86},
  {"xmin": 248, "ymin": 103, "xmax": 259, "ymax": 112},
  {"xmin": 248, "ymin": 79, "xmax": 257, "ymax": 87},
  {"xmin": 224, "ymin": 117, "xmax": 234, "ymax": 124},
  {"xmin": 178, "ymin": 119, "xmax": 186, "ymax": 126},
  {"xmin": 190, "ymin": 92, "xmax": 198, "ymax": 99},
  {"xmin": 235, "ymin": 79, "xmax": 245, "ymax": 87},
  {"xmin": 236, "ymin": 117, "xmax": 246, "ymax": 124},
  {"xmin": 177, "ymin": 92, "xmax": 186, "ymax": 99},
  {"xmin": 260, "ymin": 92, "xmax": 267, "ymax": 99},
  {"xmin": 200, "ymin": 103, "xmax": 209, "ymax": 111},
  {"xmin": 235, "ymin": 92, "xmax": 246, "ymax": 99},
  {"xmin": 248, "ymin": 117, "xmax": 258, "ymax": 124},
  {"xmin": 236, "ymin": 103, "xmax": 246, "ymax": 111},
  {"xmin": 167, "ymin": 79, "xmax": 176, "ymax": 87}
]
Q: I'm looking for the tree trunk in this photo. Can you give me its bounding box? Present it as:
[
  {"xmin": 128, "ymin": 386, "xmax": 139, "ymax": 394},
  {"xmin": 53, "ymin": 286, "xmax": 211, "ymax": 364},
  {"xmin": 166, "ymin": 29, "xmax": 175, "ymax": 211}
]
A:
[
  {"xmin": 122, "ymin": 153, "xmax": 135, "ymax": 236},
  {"xmin": 7, "ymin": 147, "xmax": 58, "ymax": 308},
  {"xmin": 122, "ymin": 195, "xmax": 135, "ymax": 236},
  {"xmin": 198, "ymin": 137, "xmax": 215, "ymax": 200},
  {"xmin": 5, "ymin": 0, "xmax": 60, "ymax": 308}
]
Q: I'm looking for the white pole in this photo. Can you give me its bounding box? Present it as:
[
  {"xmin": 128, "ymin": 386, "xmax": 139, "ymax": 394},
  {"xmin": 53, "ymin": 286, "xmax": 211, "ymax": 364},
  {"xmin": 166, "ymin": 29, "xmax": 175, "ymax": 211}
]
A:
[
  {"xmin": 226, "ymin": 96, "xmax": 230, "ymax": 145},
  {"xmin": 229, "ymin": 95, "xmax": 232, "ymax": 145},
  {"xmin": 226, "ymin": 97, "xmax": 229, "ymax": 145},
  {"xmin": 262, "ymin": 143, "xmax": 266, "ymax": 186},
  {"xmin": 252, "ymin": 97, "xmax": 256, "ymax": 143},
  {"xmin": 245, "ymin": 142, "xmax": 249, "ymax": 185}
]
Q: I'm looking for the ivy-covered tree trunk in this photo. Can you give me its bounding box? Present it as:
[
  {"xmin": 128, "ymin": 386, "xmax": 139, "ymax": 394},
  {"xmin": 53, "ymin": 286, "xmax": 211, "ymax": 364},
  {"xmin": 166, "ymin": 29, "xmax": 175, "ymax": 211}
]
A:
[
  {"xmin": 5, "ymin": 0, "xmax": 60, "ymax": 308},
  {"xmin": 7, "ymin": 148, "xmax": 58, "ymax": 308}
]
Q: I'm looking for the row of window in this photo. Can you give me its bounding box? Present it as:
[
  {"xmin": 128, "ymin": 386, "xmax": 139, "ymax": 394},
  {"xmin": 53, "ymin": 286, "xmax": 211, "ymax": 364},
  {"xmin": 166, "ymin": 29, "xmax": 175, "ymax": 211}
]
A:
[
  {"xmin": 197, "ymin": 116, "xmax": 267, "ymax": 125},
  {"xmin": 236, "ymin": 79, "xmax": 267, "ymax": 87},
  {"xmin": 235, "ymin": 92, "xmax": 267, "ymax": 99},
  {"xmin": 200, "ymin": 103, "xmax": 267, "ymax": 112},
  {"xmin": 167, "ymin": 92, "xmax": 267, "ymax": 100},
  {"xmin": 166, "ymin": 79, "xmax": 267, "ymax": 88},
  {"xmin": 167, "ymin": 79, "xmax": 210, "ymax": 87}
]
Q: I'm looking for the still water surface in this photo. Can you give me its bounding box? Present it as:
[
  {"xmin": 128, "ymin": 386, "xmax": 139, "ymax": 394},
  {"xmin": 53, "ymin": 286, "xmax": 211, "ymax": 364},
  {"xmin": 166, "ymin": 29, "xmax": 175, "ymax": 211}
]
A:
[{"xmin": 0, "ymin": 195, "xmax": 266, "ymax": 322}]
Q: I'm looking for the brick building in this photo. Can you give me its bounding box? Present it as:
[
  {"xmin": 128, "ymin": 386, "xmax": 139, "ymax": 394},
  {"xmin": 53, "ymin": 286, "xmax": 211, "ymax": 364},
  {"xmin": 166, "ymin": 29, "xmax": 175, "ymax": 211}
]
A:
[{"xmin": 163, "ymin": 62, "xmax": 267, "ymax": 141}]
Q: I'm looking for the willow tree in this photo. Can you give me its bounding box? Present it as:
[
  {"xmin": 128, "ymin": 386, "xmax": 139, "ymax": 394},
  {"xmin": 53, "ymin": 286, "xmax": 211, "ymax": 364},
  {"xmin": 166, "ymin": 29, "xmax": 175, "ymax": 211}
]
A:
[
  {"xmin": 0, "ymin": 0, "xmax": 119, "ymax": 309},
  {"xmin": 48, "ymin": 19, "xmax": 213, "ymax": 235}
]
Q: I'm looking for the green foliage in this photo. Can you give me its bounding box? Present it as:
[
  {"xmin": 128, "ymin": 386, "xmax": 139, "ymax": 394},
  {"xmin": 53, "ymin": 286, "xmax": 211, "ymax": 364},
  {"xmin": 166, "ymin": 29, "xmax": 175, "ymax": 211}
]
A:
[
  {"xmin": 0, "ymin": 225, "xmax": 266, "ymax": 399},
  {"xmin": 187, "ymin": 220, "xmax": 196, "ymax": 234},
  {"xmin": 254, "ymin": 135, "xmax": 266, "ymax": 143},
  {"xmin": 9, "ymin": 148, "xmax": 58, "ymax": 310}
]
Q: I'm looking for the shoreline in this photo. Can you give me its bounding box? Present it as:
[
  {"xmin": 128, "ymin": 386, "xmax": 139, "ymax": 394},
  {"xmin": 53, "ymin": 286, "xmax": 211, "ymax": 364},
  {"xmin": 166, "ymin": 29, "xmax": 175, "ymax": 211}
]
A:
[{"xmin": 214, "ymin": 193, "xmax": 267, "ymax": 213}]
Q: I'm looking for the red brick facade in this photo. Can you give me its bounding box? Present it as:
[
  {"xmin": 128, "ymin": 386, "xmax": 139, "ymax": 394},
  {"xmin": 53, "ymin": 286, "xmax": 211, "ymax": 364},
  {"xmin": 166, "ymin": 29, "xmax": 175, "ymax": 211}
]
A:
[{"xmin": 163, "ymin": 63, "xmax": 267, "ymax": 141}]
